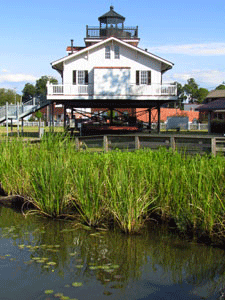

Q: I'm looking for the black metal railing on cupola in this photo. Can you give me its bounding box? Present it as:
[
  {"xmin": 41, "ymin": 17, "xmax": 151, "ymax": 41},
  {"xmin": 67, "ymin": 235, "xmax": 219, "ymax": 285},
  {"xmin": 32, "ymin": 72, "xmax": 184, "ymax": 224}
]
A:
[{"xmin": 86, "ymin": 26, "xmax": 138, "ymax": 39}]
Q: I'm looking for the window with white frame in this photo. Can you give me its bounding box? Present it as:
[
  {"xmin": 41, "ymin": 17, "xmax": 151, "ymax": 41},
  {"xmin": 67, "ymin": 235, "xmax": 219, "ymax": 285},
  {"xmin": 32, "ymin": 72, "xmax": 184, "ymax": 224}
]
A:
[
  {"xmin": 114, "ymin": 45, "xmax": 120, "ymax": 59},
  {"xmin": 136, "ymin": 70, "xmax": 151, "ymax": 85},
  {"xmin": 73, "ymin": 70, "xmax": 88, "ymax": 85},
  {"xmin": 105, "ymin": 45, "xmax": 111, "ymax": 59},
  {"xmin": 140, "ymin": 71, "xmax": 148, "ymax": 84},
  {"xmin": 78, "ymin": 71, "xmax": 85, "ymax": 84}
]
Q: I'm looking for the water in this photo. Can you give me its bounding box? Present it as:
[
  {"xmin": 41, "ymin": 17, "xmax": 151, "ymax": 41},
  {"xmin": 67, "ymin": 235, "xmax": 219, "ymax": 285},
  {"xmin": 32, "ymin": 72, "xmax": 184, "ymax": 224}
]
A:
[{"xmin": 0, "ymin": 206, "xmax": 224, "ymax": 300}]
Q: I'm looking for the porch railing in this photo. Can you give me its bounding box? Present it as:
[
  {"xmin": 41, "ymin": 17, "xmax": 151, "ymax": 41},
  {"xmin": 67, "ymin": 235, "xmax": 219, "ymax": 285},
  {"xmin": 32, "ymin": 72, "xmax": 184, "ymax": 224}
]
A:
[
  {"xmin": 47, "ymin": 84, "xmax": 94, "ymax": 96},
  {"xmin": 47, "ymin": 83, "xmax": 177, "ymax": 97}
]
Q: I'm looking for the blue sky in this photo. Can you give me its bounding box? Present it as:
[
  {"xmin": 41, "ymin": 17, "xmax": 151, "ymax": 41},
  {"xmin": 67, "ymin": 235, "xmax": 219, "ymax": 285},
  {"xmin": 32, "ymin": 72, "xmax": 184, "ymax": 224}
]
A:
[{"xmin": 0, "ymin": 0, "xmax": 224, "ymax": 94}]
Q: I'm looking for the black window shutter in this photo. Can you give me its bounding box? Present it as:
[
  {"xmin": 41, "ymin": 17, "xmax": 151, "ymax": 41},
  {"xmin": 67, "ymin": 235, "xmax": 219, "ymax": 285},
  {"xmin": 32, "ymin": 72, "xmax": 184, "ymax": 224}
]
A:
[
  {"xmin": 85, "ymin": 70, "xmax": 88, "ymax": 84},
  {"xmin": 136, "ymin": 71, "xmax": 139, "ymax": 85},
  {"xmin": 73, "ymin": 70, "xmax": 76, "ymax": 85},
  {"xmin": 148, "ymin": 71, "xmax": 151, "ymax": 85}
]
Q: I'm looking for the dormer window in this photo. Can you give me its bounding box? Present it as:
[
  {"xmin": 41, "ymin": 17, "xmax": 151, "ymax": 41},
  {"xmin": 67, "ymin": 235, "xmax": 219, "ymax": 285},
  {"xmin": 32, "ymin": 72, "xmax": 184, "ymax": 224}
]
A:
[
  {"xmin": 114, "ymin": 45, "xmax": 120, "ymax": 59},
  {"xmin": 105, "ymin": 46, "xmax": 110, "ymax": 59}
]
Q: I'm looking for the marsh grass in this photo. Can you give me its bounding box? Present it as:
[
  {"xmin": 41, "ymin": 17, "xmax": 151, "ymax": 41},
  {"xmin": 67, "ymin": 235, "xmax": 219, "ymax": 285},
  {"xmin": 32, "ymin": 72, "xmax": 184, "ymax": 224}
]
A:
[
  {"xmin": 1, "ymin": 135, "xmax": 225, "ymax": 239},
  {"xmin": 70, "ymin": 152, "xmax": 107, "ymax": 226}
]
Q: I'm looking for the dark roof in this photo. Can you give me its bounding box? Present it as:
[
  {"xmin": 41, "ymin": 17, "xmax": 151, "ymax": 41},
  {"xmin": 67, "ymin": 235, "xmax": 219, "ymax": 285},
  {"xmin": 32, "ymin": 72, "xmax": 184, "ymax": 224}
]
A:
[
  {"xmin": 206, "ymin": 90, "xmax": 225, "ymax": 99},
  {"xmin": 98, "ymin": 6, "xmax": 125, "ymax": 22},
  {"xmin": 196, "ymin": 99, "xmax": 225, "ymax": 111}
]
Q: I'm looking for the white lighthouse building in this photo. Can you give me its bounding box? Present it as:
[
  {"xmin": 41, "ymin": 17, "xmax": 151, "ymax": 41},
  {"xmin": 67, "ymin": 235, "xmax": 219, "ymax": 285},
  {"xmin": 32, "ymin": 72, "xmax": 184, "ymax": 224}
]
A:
[{"xmin": 47, "ymin": 6, "xmax": 177, "ymax": 132}]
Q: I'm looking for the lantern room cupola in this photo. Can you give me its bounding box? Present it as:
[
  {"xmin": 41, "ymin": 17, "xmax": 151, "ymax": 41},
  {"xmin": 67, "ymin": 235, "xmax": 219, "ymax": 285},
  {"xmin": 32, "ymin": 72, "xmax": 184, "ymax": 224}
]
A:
[
  {"xmin": 98, "ymin": 6, "xmax": 125, "ymax": 30},
  {"xmin": 85, "ymin": 6, "xmax": 140, "ymax": 47}
]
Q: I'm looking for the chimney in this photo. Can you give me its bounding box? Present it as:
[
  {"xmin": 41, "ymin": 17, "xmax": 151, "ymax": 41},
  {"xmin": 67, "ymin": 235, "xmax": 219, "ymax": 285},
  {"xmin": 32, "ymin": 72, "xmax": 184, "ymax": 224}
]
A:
[{"xmin": 71, "ymin": 39, "xmax": 74, "ymax": 54}]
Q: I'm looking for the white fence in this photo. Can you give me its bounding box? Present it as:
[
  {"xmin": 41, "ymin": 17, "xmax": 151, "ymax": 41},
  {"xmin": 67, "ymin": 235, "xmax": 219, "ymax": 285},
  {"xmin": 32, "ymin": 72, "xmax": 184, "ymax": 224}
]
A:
[
  {"xmin": 0, "ymin": 121, "xmax": 64, "ymax": 127},
  {"xmin": 159, "ymin": 123, "xmax": 208, "ymax": 131},
  {"xmin": 0, "ymin": 121, "xmax": 208, "ymax": 131}
]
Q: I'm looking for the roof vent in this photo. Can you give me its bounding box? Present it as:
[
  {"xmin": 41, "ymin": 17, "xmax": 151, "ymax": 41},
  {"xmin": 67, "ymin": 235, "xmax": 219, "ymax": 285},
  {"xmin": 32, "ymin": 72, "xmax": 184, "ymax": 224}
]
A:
[{"xmin": 71, "ymin": 39, "xmax": 74, "ymax": 55}]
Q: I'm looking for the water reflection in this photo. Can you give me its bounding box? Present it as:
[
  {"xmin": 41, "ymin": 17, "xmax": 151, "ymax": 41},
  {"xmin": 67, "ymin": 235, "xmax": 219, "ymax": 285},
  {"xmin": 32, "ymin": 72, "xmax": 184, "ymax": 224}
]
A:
[{"xmin": 0, "ymin": 206, "xmax": 224, "ymax": 299}]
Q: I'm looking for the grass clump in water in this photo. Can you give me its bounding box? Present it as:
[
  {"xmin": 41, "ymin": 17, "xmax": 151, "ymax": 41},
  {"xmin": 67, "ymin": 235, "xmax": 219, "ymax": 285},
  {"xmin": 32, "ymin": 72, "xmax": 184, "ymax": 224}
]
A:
[{"xmin": 1, "ymin": 135, "xmax": 225, "ymax": 240}]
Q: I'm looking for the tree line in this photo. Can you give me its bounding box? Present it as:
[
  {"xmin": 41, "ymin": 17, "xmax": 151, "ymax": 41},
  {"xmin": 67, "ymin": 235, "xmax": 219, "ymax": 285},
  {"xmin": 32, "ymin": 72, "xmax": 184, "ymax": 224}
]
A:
[
  {"xmin": 0, "ymin": 76, "xmax": 58, "ymax": 106},
  {"xmin": 0, "ymin": 89, "xmax": 21, "ymax": 106},
  {"xmin": 176, "ymin": 78, "xmax": 225, "ymax": 104},
  {"xmin": 22, "ymin": 75, "xmax": 58, "ymax": 102}
]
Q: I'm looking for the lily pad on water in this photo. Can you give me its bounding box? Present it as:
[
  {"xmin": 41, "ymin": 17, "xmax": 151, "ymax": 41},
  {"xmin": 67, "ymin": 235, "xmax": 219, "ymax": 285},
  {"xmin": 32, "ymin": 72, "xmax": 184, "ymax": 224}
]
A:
[
  {"xmin": 47, "ymin": 261, "xmax": 57, "ymax": 266},
  {"xmin": 75, "ymin": 265, "xmax": 83, "ymax": 269},
  {"xmin": 41, "ymin": 257, "xmax": 49, "ymax": 261},
  {"xmin": 72, "ymin": 282, "xmax": 83, "ymax": 287},
  {"xmin": 89, "ymin": 266, "xmax": 101, "ymax": 270},
  {"xmin": 44, "ymin": 289, "xmax": 54, "ymax": 294},
  {"xmin": 47, "ymin": 249, "xmax": 60, "ymax": 252},
  {"xmin": 54, "ymin": 293, "xmax": 64, "ymax": 298},
  {"xmin": 36, "ymin": 259, "xmax": 45, "ymax": 263},
  {"xmin": 101, "ymin": 265, "xmax": 111, "ymax": 270},
  {"xmin": 24, "ymin": 260, "xmax": 33, "ymax": 264},
  {"xmin": 32, "ymin": 257, "xmax": 41, "ymax": 260}
]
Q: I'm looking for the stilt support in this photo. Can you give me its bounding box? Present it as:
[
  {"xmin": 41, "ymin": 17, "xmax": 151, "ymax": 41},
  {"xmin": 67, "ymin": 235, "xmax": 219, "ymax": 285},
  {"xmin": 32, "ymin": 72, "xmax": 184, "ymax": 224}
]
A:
[{"xmin": 157, "ymin": 105, "xmax": 161, "ymax": 133}]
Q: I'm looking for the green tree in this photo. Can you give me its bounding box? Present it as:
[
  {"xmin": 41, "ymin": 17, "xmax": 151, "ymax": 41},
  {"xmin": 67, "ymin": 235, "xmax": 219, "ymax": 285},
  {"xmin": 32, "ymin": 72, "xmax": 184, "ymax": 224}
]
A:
[
  {"xmin": 22, "ymin": 75, "xmax": 58, "ymax": 103},
  {"xmin": 215, "ymin": 84, "xmax": 225, "ymax": 90},
  {"xmin": 0, "ymin": 88, "xmax": 20, "ymax": 106},
  {"xmin": 22, "ymin": 83, "xmax": 36, "ymax": 102},
  {"xmin": 35, "ymin": 75, "xmax": 58, "ymax": 97},
  {"xmin": 196, "ymin": 88, "xmax": 209, "ymax": 103},
  {"xmin": 183, "ymin": 78, "xmax": 199, "ymax": 102}
]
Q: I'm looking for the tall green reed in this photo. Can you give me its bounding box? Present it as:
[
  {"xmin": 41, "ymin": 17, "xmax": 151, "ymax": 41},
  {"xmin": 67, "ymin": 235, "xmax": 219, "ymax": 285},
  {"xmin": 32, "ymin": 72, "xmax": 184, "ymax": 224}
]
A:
[
  {"xmin": 102, "ymin": 150, "xmax": 157, "ymax": 233},
  {"xmin": 69, "ymin": 152, "xmax": 107, "ymax": 226},
  {"xmin": 1, "ymin": 136, "xmax": 225, "ymax": 238}
]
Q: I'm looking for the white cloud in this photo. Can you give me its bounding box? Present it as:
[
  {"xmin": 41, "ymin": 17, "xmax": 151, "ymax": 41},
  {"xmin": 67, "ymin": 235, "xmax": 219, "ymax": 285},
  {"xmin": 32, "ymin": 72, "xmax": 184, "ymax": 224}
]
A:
[
  {"xmin": 1, "ymin": 69, "xmax": 10, "ymax": 73},
  {"xmin": 148, "ymin": 43, "xmax": 225, "ymax": 56},
  {"xmin": 164, "ymin": 69, "xmax": 225, "ymax": 89},
  {"xmin": 0, "ymin": 73, "xmax": 37, "ymax": 83}
]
